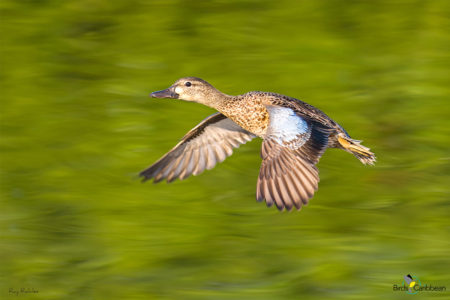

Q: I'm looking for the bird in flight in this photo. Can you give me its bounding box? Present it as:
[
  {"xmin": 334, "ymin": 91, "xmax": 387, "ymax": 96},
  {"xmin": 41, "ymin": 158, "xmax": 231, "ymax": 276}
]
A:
[{"xmin": 140, "ymin": 77, "xmax": 375, "ymax": 211}]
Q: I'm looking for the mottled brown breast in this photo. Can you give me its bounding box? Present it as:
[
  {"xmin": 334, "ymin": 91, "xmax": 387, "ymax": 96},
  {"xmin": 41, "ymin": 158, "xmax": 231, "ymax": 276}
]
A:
[{"xmin": 216, "ymin": 92, "xmax": 269, "ymax": 137}]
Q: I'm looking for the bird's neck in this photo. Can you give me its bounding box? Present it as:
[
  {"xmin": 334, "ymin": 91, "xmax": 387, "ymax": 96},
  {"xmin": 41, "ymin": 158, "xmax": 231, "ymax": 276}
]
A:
[{"xmin": 203, "ymin": 91, "xmax": 235, "ymax": 111}]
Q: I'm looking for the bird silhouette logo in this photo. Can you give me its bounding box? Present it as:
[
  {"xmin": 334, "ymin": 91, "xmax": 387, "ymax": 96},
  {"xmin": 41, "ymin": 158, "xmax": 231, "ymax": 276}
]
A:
[{"xmin": 403, "ymin": 274, "xmax": 421, "ymax": 294}]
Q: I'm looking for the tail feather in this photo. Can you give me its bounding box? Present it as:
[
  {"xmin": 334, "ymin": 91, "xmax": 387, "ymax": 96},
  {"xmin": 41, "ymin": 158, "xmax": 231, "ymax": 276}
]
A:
[{"xmin": 338, "ymin": 134, "xmax": 376, "ymax": 165}]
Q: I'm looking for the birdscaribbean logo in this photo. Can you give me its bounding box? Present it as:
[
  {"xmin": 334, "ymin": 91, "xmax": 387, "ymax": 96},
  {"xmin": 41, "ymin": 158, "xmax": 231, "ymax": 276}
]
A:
[{"xmin": 393, "ymin": 274, "xmax": 446, "ymax": 295}]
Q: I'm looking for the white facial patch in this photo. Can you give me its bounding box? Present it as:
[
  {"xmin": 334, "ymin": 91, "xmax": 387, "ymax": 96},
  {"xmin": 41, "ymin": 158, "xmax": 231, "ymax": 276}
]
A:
[
  {"xmin": 266, "ymin": 106, "xmax": 311, "ymax": 148},
  {"xmin": 175, "ymin": 86, "xmax": 184, "ymax": 95}
]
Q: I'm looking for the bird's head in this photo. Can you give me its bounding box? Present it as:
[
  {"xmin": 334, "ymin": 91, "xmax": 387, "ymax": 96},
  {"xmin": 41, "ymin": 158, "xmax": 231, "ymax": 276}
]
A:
[{"xmin": 150, "ymin": 77, "xmax": 226, "ymax": 106}]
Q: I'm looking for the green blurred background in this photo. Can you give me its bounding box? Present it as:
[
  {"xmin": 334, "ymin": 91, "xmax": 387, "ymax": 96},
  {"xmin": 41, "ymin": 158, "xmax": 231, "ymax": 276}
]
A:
[{"xmin": 1, "ymin": 0, "xmax": 449, "ymax": 299}]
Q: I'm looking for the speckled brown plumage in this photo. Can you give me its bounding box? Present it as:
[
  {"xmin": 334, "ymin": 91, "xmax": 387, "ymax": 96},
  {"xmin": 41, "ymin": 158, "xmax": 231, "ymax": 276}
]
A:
[{"xmin": 140, "ymin": 77, "xmax": 376, "ymax": 211}]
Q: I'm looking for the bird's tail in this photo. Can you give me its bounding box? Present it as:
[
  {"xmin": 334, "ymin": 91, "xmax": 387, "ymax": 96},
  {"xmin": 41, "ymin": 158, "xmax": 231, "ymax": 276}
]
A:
[{"xmin": 337, "ymin": 133, "xmax": 376, "ymax": 165}]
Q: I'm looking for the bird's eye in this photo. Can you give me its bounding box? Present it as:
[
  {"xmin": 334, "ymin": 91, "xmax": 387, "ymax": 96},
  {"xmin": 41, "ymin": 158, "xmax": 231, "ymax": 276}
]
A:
[{"xmin": 185, "ymin": 82, "xmax": 192, "ymax": 87}]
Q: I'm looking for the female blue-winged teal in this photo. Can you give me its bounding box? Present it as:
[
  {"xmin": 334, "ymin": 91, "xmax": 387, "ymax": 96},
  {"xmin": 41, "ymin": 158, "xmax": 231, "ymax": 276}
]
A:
[{"xmin": 140, "ymin": 77, "xmax": 375, "ymax": 211}]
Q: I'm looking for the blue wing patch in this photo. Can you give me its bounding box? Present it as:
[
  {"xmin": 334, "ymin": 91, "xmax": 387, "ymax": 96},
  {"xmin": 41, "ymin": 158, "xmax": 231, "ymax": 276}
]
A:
[{"xmin": 265, "ymin": 106, "xmax": 311, "ymax": 149}]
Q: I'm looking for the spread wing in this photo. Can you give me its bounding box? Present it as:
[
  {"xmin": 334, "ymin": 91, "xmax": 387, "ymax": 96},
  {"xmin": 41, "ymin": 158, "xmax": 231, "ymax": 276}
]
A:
[
  {"xmin": 257, "ymin": 106, "xmax": 331, "ymax": 211},
  {"xmin": 140, "ymin": 113, "xmax": 256, "ymax": 183}
]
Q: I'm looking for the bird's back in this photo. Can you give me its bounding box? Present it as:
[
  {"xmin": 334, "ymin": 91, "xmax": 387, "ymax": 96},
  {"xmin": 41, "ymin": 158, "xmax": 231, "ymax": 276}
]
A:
[{"xmin": 219, "ymin": 91, "xmax": 347, "ymax": 138}]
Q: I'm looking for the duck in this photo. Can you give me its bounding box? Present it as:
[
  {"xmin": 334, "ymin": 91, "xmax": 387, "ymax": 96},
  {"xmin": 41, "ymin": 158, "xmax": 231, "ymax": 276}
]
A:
[{"xmin": 140, "ymin": 77, "xmax": 376, "ymax": 211}]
